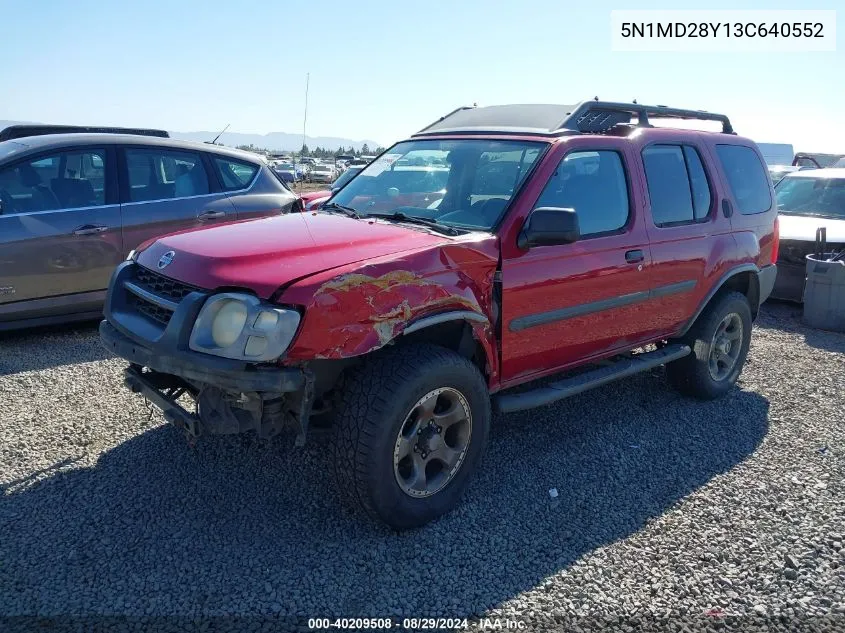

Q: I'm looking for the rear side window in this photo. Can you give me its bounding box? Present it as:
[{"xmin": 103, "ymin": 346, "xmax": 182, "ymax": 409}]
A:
[
  {"xmin": 125, "ymin": 148, "xmax": 209, "ymax": 202},
  {"xmin": 534, "ymin": 150, "xmax": 629, "ymax": 237},
  {"xmin": 642, "ymin": 144, "xmax": 712, "ymax": 226},
  {"xmin": 715, "ymin": 144, "xmax": 772, "ymax": 215},
  {"xmin": 214, "ymin": 157, "xmax": 259, "ymax": 191}
]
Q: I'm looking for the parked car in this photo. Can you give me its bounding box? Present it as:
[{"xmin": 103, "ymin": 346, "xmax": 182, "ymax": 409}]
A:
[
  {"xmin": 0, "ymin": 131, "xmax": 297, "ymax": 330},
  {"xmin": 299, "ymin": 188, "xmax": 332, "ymax": 211},
  {"xmin": 271, "ymin": 162, "xmax": 298, "ymax": 183},
  {"xmin": 770, "ymin": 168, "xmax": 845, "ymax": 301},
  {"xmin": 769, "ymin": 165, "xmax": 800, "ymax": 185},
  {"xmin": 309, "ymin": 164, "xmax": 336, "ymax": 183},
  {"xmin": 99, "ymin": 100, "xmax": 777, "ymax": 529}
]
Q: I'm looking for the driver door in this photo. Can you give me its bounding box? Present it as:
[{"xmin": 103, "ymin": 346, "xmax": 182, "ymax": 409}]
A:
[{"xmin": 498, "ymin": 138, "xmax": 656, "ymax": 386}]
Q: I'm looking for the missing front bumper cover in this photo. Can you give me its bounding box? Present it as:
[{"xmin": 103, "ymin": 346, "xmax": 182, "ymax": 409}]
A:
[{"xmin": 124, "ymin": 366, "xmax": 314, "ymax": 443}]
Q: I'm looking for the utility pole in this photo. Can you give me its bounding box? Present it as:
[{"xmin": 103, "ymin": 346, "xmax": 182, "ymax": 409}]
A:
[{"xmin": 300, "ymin": 72, "xmax": 310, "ymax": 194}]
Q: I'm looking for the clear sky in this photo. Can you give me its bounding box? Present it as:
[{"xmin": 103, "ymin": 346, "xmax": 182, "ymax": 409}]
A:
[{"xmin": 2, "ymin": 0, "xmax": 843, "ymax": 151}]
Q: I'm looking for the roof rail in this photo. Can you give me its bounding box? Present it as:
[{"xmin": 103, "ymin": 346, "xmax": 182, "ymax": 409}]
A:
[
  {"xmin": 558, "ymin": 100, "xmax": 734, "ymax": 135},
  {"xmin": 0, "ymin": 124, "xmax": 170, "ymax": 143}
]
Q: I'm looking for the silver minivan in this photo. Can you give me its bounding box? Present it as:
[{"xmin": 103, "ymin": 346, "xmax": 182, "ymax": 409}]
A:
[{"xmin": 0, "ymin": 132, "xmax": 298, "ymax": 331}]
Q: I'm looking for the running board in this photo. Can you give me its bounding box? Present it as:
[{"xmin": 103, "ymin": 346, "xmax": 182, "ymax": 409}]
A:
[{"xmin": 493, "ymin": 344, "xmax": 691, "ymax": 413}]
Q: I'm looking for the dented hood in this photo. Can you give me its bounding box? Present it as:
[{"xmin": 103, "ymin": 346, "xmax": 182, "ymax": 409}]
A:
[{"xmin": 135, "ymin": 212, "xmax": 449, "ymax": 298}]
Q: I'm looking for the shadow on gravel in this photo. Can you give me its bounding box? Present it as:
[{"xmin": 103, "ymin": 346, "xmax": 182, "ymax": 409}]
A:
[
  {"xmin": 0, "ymin": 321, "xmax": 108, "ymax": 376},
  {"xmin": 0, "ymin": 373, "xmax": 769, "ymax": 617},
  {"xmin": 757, "ymin": 300, "xmax": 845, "ymax": 354}
]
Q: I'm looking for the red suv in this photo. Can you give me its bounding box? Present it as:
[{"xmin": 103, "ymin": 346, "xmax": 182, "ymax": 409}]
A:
[{"xmin": 100, "ymin": 101, "xmax": 778, "ymax": 529}]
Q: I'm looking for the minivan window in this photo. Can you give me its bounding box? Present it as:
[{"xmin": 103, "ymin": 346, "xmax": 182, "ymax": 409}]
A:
[
  {"xmin": 126, "ymin": 148, "xmax": 209, "ymax": 202},
  {"xmin": 214, "ymin": 157, "xmax": 258, "ymax": 190},
  {"xmin": 534, "ymin": 150, "xmax": 629, "ymax": 237},
  {"xmin": 715, "ymin": 144, "xmax": 772, "ymax": 215},
  {"xmin": 642, "ymin": 144, "xmax": 711, "ymax": 226},
  {"xmin": 0, "ymin": 149, "xmax": 106, "ymax": 214}
]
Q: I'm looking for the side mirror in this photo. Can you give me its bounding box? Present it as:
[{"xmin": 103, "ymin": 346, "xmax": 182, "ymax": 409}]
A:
[{"xmin": 518, "ymin": 207, "xmax": 579, "ymax": 249}]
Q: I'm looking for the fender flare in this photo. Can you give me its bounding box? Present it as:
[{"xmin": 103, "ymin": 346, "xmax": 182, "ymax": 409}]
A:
[
  {"xmin": 401, "ymin": 310, "xmax": 489, "ymax": 335},
  {"xmin": 678, "ymin": 264, "xmax": 760, "ymax": 337}
]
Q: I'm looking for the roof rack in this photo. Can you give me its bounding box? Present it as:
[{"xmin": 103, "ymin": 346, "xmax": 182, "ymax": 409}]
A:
[
  {"xmin": 412, "ymin": 100, "xmax": 734, "ymax": 137},
  {"xmin": 0, "ymin": 124, "xmax": 170, "ymax": 143}
]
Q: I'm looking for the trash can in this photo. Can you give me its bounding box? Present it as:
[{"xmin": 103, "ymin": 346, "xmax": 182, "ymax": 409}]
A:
[{"xmin": 803, "ymin": 253, "xmax": 845, "ymax": 332}]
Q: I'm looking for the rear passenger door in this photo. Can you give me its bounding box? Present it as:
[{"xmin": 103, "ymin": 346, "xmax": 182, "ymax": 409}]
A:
[
  {"xmin": 0, "ymin": 146, "xmax": 122, "ymax": 315},
  {"xmin": 209, "ymin": 155, "xmax": 277, "ymax": 220},
  {"xmin": 637, "ymin": 139, "xmax": 732, "ymax": 335},
  {"xmin": 118, "ymin": 146, "xmax": 234, "ymax": 251}
]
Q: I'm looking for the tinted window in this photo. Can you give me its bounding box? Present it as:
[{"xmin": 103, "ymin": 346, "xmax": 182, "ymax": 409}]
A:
[
  {"xmin": 715, "ymin": 144, "xmax": 771, "ymax": 215},
  {"xmin": 214, "ymin": 157, "xmax": 258, "ymax": 190},
  {"xmin": 684, "ymin": 146, "xmax": 712, "ymax": 220},
  {"xmin": 0, "ymin": 149, "xmax": 106, "ymax": 215},
  {"xmin": 642, "ymin": 145, "xmax": 694, "ymax": 226},
  {"xmin": 534, "ymin": 150, "xmax": 629, "ymax": 237},
  {"xmin": 126, "ymin": 148, "xmax": 209, "ymax": 202}
]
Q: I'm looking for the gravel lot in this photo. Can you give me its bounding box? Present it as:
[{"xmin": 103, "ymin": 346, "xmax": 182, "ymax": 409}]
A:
[{"xmin": 1, "ymin": 302, "xmax": 843, "ymax": 630}]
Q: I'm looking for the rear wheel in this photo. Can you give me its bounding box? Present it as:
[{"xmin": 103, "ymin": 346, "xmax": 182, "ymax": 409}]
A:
[
  {"xmin": 331, "ymin": 344, "xmax": 490, "ymax": 530},
  {"xmin": 666, "ymin": 291, "xmax": 752, "ymax": 399}
]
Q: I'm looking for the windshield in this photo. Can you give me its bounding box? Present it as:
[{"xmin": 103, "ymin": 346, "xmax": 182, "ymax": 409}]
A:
[
  {"xmin": 330, "ymin": 139, "xmax": 547, "ymax": 230},
  {"xmin": 776, "ymin": 176, "xmax": 845, "ymax": 219},
  {"xmin": 332, "ymin": 167, "xmax": 362, "ymax": 190}
]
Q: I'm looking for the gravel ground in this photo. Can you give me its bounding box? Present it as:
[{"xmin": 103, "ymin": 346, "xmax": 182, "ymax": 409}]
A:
[{"xmin": 1, "ymin": 302, "xmax": 843, "ymax": 631}]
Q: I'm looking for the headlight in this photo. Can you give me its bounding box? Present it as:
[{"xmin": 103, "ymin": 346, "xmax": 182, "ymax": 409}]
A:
[
  {"xmin": 211, "ymin": 300, "xmax": 248, "ymax": 347},
  {"xmin": 189, "ymin": 293, "xmax": 300, "ymax": 361}
]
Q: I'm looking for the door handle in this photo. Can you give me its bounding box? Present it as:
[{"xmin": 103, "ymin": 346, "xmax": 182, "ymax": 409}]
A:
[
  {"xmin": 73, "ymin": 224, "xmax": 108, "ymax": 236},
  {"xmin": 625, "ymin": 249, "xmax": 645, "ymax": 264},
  {"xmin": 197, "ymin": 210, "xmax": 226, "ymax": 220}
]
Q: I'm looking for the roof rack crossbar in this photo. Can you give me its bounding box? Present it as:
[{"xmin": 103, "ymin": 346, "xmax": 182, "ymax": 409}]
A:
[{"xmin": 558, "ymin": 101, "xmax": 734, "ymax": 135}]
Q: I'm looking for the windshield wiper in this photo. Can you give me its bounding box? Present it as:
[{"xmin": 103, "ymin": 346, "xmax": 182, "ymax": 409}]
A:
[
  {"xmin": 320, "ymin": 202, "xmax": 359, "ymax": 218},
  {"xmin": 366, "ymin": 211, "xmax": 460, "ymax": 236}
]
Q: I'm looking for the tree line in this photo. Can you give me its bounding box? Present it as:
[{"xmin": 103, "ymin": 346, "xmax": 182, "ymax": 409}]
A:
[{"xmin": 234, "ymin": 143, "xmax": 386, "ymax": 158}]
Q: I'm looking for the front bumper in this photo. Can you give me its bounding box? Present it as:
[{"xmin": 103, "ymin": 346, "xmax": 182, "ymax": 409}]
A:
[
  {"xmin": 100, "ymin": 261, "xmax": 313, "ymax": 442},
  {"xmin": 100, "ymin": 319, "xmax": 304, "ymax": 394}
]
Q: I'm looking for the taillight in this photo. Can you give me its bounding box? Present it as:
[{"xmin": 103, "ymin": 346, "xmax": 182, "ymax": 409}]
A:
[{"xmin": 771, "ymin": 215, "xmax": 780, "ymax": 264}]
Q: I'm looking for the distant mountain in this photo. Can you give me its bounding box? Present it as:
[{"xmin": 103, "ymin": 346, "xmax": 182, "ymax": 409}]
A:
[
  {"xmin": 0, "ymin": 120, "xmax": 381, "ymax": 152},
  {"xmin": 170, "ymin": 130, "xmax": 382, "ymax": 152}
]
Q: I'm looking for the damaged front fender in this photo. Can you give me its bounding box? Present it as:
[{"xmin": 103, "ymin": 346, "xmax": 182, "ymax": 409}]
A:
[{"xmin": 279, "ymin": 238, "xmax": 501, "ymax": 382}]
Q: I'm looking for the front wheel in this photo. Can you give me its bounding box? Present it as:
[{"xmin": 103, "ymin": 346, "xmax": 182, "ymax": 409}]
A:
[
  {"xmin": 666, "ymin": 291, "xmax": 752, "ymax": 400},
  {"xmin": 331, "ymin": 344, "xmax": 491, "ymax": 530}
]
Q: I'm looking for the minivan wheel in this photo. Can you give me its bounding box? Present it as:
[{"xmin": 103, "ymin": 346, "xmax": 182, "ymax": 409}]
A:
[
  {"xmin": 331, "ymin": 344, "xmax": 490, "ymax": 530},
  {"xmin": 666, "ymin": 291, "xmax": 752, "ymax": 400}
]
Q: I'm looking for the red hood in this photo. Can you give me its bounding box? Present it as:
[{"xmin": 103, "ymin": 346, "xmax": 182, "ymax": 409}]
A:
[
  {"xmin": 135, "ymin": 212, "xmax": 449, "ymax": 299},
  {"xmin": 299, "ymin": 189, "xmax": 331, "ymax": 203}
]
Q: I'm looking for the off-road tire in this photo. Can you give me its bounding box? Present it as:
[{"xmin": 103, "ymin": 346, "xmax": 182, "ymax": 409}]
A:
[
  {"xmin": 666, "ymin": 291, "xmax": 752, "ymax": 400},
  {"xmin": 331, "ymin": 344, "xmax": 490, "ymax": 530}
]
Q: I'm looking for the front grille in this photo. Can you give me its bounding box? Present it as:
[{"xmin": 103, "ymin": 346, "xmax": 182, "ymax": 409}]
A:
[
  {"xmin": 128, "ymin": 293, "xmax": 173, "ymax": 326},
  {"xmin": 126, "ymin": 265, "xmax": 203, "ymax": 328},
  {"xmin": 133, "ymin": 266, "xmax": 199, "ymax": 302}
]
